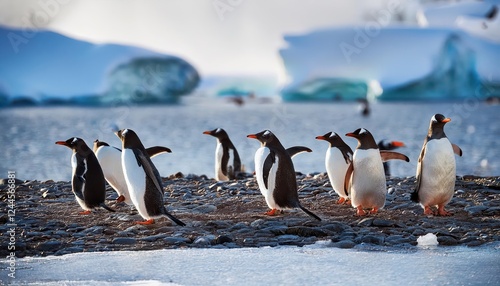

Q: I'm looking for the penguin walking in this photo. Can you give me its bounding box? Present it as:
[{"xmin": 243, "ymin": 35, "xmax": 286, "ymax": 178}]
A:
[
  {"xmin": 316, "ymin": 132, "xmax": 353, "ymax": 204},
  {"xmin": 93, "ymin": 139, "xmax": 171, "ymax": 205},
  {"xmin": 344, "ymin": 128, "xmax": 409, "ymax": 216},
  {"xmin": 411, "ymin": 114, "xmax": 462, "ymax": 216},
  {"xmin": 378, "ymin": 139, "xmax": 405, "ymax": 177},
  {"xmin": 116, "ymin": 129, "xmax": 185, "ymax": 226},
  {"xmin": 203, "ymin": 128, "xmax": 241, "ymax": 181},
  {"xmin": 247, "ymin": 130, "xmax": 321, "ymax": 221},
  {"xmin": 55, "ymin": 138, "xmax": 115, "ymax": 214}
]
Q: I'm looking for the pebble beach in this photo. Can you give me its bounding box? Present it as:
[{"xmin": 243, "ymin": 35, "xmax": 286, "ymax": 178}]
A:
[{"xmin": 1, "ymin": 173, "xmax": 499, "ymax": 258}]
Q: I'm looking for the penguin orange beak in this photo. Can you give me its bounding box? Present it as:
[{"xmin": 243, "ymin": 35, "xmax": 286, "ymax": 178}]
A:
[
  {"xmin": 247, "ymin": 134, "xmax": 258, "ymax": 139},
  {"xmin": 202, "ymin": 131, "xmax": 211, "ymax": 135},
  {"xmin": 345, "ymin": 133, "xmax": 356, "ymax": 138},
  {"xmin": 55, "ymin": 141, "xmax": 68, "ymax": 146},
  {"xmin": 443, "ymin": 118, "xmax": 451, "ymax": 123},
  {"xmin": 315, "ymin": 135, "xmax": 326, "ymax": 140},
  {"xmin": 391, "ymin": 141, "xmax": 405, "ymax": 147}
]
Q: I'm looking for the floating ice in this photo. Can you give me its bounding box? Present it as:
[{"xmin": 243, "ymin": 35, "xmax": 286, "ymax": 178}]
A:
[{"xmin": 417, "ymin": 233, "xmax": 439, "ymax": 247}]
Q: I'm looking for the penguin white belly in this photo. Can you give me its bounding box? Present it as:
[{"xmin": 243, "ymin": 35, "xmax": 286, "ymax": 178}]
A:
[
  {"xmin": 71, "ymin": 154, "xmax": 90, "ymax": 210},
  {"xmin": 417, "ymin": 138, "xmax": 456, "ymax": 207},
  {"xmin": 215, "ymin": 142, "xmax": 229, "ymax": 181},
  {"xmin": 122, "ymin": 149, "xmax": 149, "ymax": 219},
  {"xmin": 255, "ymin": 147, "xmax": 278, "ymax": 209},
  {"xmin": 350, "ymin": 149, "xmax": 386, "ymax": 209},
  {"xmin": 326, "ymin": 148, "xmax": 349, "ymax": 198},
  {"xmin": 96, "ymin": 147, "xmax": 132, "ymax": 204}
]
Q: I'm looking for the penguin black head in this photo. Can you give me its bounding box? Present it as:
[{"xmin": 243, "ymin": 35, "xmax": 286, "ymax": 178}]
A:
[
  {"xmin": 115, "ymin": 128, "xmax": 145, "ymax": 149},
  {"xmin": 93, "ymin": 139, "xmax": 110, "ymax": 152},
  {"xmin": 428, "ymin": 114, "xmax": 451, "ymax": 139},
  {"xmin": 203, "ymin": 128, "xmax": 229, "ymax": 140},
  {"xmin": 55, "ymin": 137, "xmax": 91, "ymax": 155},
  {"xmin": 345, "ymin": 128, "xmax": 378, "ymax": 149},
  {"xmin": 378, "ymin": 139, "xmax": 405, "ymax": 151},
  {"xmin": 247, "ymin": 130, "xmax": 279, "ymax": 147},
  {"xmin": 315, "ymin": 132, "xmax": 345, "ymax": 147}
]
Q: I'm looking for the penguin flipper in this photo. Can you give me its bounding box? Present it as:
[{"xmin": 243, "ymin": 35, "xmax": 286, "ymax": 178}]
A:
[
  {"xmin": 262, "ymin": 150, "xmax": 275, "ymax": 189},
  {"xmin": 146, "ymin": 146, "xmax": 172, "ymax": 158},
  {"xmin": 379, "ymin": 151, "xmax": 410, "ymax": 162},
  {"xmin": 286, "ymin": 146, "xmax": 312, "ymax": 158},
  {"xmin": 72, "ymin": 176, "xmax": 85, "ymax": 201},
  {"xmin": 344, "ymin": 162, "xmax": 353, "ymax": 197},
  {"xmin": 412, "ymin": 146, "xmax": 426, "ymax": 203},
  {"xmin": 100, "ymin": 203, "xmax": 116, "ymax": 212},
  {"xmin": 299, "ymin": 205, "xmax": 321, "ymax": 221},
  {"xmin": 452, "ymin": 143, "xmax": 462, "ymax": 156},
  {"xmin": 133, "ymin": 149, "xmax": 164, "ymax": 195}
]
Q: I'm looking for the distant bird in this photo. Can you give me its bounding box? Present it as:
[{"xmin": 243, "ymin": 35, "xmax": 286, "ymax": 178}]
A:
[
  {"xmin": 93, "ymin": 139, "xmax": 171, "ymax": 205},
  {"xmin": 378, "ymin": 139, "xmax": 406, "ymax": 176},
  {"xmin": 115, "ymin": 129, "xmax": 185, "ymax": 226},
  {"xmin": 55, "ymin": 138, "xmax": 115, "ymax": 214},
  {"xmin": 247, "ymin": 130, "xmax": 321, "ymax": 221},
  {"xmin": 357, "ymin": 98, "xmax": 370, "ymax": 117},
  {"xmin": 411, "ymin": 114, "xmax": 462, "ymax": 216},
  {"xmin": 345, "ymin": 128, "xmax": 409, "ymax": 216},
  {"xmin": 203, "ymin": 128, "xmax": 241, "ymax": 181},
  {"xmin": 316, "ymin": 132, "xmax": 353, "ymax": 204}
]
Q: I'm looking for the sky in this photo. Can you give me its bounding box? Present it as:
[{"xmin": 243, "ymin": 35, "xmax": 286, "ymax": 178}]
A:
[{"xmin": 0, "ymin": 0, "xmax": 404, "ymax": 81}]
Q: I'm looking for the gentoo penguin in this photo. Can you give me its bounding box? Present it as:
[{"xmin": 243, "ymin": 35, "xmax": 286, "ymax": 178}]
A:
[
  {"xmin": 344, "ymin": 128, "xmax": 409, "ymax": 216},
  {"xmin": 55, "ymin": 138, "xmax": 115, "ymax": 214},
  {"xmin": 115, "ymin": 129, "xmax": 185, "ymax": 226},
  {"xmin": 202, "ymin": 128, "xmax": 241, "ymax": 181},
  {"xmin": 411, "ymin": 114, "xmax": 462, "ymax": 216},
  {"xmin": 378, "ymin": 140, "xmax": 405, "ymax": 177},
  {"xmin": 247, "ymin": 130, "xmax": 321, "ymax": 221},
  {"xmin": 261, "ymin": 146, "xmax": 312, "ymax": 179},
  {"xmin": 316, "ymin": 132, "xmax": 353, "ymax": 204},
  {"xmin": 93, "ymin": 139, "xmax": 171, "ymax": 205}
]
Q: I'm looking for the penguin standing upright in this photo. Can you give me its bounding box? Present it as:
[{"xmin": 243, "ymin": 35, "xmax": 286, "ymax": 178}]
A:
[
  {"xmin": 316, "ymin": 132, "xmax": 353, "ymax": 204},
  {"xmin": 344, "ymin": 128, "xmax": 409, "ymax": 216},
  {"xmin": 378, "ymin": 139, "xmax": 406, "ymax": 177},
  {"xmin": 116, "ymin": 129, "xmax": 185, "ymax": 226},
  {"xmin": 93, "ymin": 139, "xmax": 172, "ymax": 205},
  {"xmin": 55, "ymin": 138, "xmax": 115, "ymax": 214},
  {"xmin": 247, "ymin": 130, "xmax": 321, "ymax": 221},
  {"xmin": 203, "ymin": 128, "xmax": 241, "ymax": 181},
  {"xmin": 412, "ymin": 114, "xmax": 462, "ymax": 216}
]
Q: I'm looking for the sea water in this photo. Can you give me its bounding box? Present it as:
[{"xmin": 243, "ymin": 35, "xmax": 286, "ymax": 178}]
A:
[{"xmin": 1, "ymin": 101, "xmax": 498, "ymax": 181}]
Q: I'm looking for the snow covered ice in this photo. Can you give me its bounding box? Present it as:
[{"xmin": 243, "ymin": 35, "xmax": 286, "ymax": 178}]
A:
[{"xmin": 417, "ymin": 233, "xmax": 439, "ymax": 248}]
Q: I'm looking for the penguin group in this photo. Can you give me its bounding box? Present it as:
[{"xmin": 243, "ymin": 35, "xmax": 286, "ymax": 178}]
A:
[{"xmin": 56, "ymin": 113, "xmax": 462, "ymax": 223}]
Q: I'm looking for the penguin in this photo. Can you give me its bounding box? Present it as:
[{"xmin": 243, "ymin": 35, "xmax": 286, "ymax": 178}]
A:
[
  {"xmin": 411, "ymin": 114, "xmax": 462, "ymax": 216},
  {"xmin": 247, "ymin": 130, "xmax": 321, "ymax": 221},
  {"xmin": 378, "ymin": 139, "xmax": 405, "ymax": 177},
  {"xmin": 115, "ymin": 129, "xmax": 185, "ymax": 226},
  {"xmin": 344, "ymin": 128, "xmax": 409, "ymax": 216},
  {"xmin": 93, "ymin": 139, "xmax": 172, "ymax": 205},
  {"xmin": 203, "ymin": 128, "xmax": 241, "ymax": 181},
  {"xmin": 55, "ymin": 138, "xmax": 115, "ymax": 214},
  {"xmin": 316, "ymin": 132, "xmax": 353, "ymax": 204}
]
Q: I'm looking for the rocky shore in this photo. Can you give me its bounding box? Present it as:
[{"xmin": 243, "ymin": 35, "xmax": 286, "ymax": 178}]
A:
[{"xmin": 1, "ymin": 173, "xmax": 499, "ymax": 257}]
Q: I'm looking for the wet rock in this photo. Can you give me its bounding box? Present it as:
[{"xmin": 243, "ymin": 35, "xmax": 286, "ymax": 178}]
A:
[
  {"xmin": 215, "ymin": 235, "xmax": 233, "ymax": 244},
  {"xmin": 437, "ymin": 236, "xmax": 459, "ymax": 246},
  {"xmin": 112, "ymin": 237, "xmax": 137, "ymax": 245},
  {"xmin": 372, "ymin": 219, "xmax": 396, "ymax": 227},
  {"xmin": 142, "ymin": 234, "xmax": 169, "ymax": 242},
  {"xmin": 194, "ymin": 235, "xmax": 216, "ymax": 246},
  {"xmin": 332, "ymin": 240, "xmax": 356, "ymax": 249},
  {"xmin": 37, "ymin": 240, "xmax": 63, "ymax": 252},
  {"xmin": 192, "ymin": 204, "xmax": 217, "ymax": 214},
  {"xmin": 163, "ymin": 237, "xmax": 191, "ymax": 245}
]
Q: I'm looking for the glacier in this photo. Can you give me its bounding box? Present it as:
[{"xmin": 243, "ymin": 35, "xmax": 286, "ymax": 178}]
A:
[
  {"xmin": 0, "ymin": 26, "xmax": 199, "ymax": 107},
  {"xmin": 279, "ymin": 27, "xmax": 500, "ymax": 101}
]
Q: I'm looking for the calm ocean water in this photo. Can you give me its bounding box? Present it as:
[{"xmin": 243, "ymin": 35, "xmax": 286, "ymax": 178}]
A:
[{"xmin": 1, "ymin": 101, "xmax": 498, "ymax": 181}]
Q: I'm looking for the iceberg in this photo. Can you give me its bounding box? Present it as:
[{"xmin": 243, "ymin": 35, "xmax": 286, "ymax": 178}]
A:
[
  {"xmin": 0, "ymin": 26, "xmax": 199, "ymax": 106},
  {"xmin": 279, "ymin": 26, "xmax": 500, "ymax": 101}
]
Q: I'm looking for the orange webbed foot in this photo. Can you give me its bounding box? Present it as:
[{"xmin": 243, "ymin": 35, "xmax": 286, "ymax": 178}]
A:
[
  {"xmin": 79, "ymin": 210, "xmax": 91, "ymax": 215},
  {"xmin": 265, "ymin": 209, "xmax": 279, "ymax": 216},
  {"xmin": 437, "ymin": 205, "xmax": 452, "ymax": 216},
  {"xmin": 135, "ymin": 219, "xmax": 155, "ymax": 225},
  {"xmin": 423, "ymin": 206, "xmax": 434, "ymax": 215},
  {"xmin": 116, "ymin": 195, "xmax": 125, "ymax": 203},
  {"xmin": 356, "ymin": 206, "xmax": 367, "ymax": 216},
  {"xmin": 336, "ymin": 197, "xmax": 346, "ymax": 204},
  {"xmin": 369, "ymin": 207, "xmax": 379, "ymax": 214}
]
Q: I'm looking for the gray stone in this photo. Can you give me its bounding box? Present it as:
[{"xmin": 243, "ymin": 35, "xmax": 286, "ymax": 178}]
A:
[
  {"xmin": 192, "ymin": 204, "xmax": 217, "ymax": 214},
  {"xmin": 333, "ymin": 240, "xmax": 356, "ymax": 249},
  {"xmin": 437, "ymin": 236, "xmax": 459, "ymax": 246},
  {"xmin": 372, "ymin": 219, "xmax": 396, "ymax": 227},
  {"xmin": 163, "ymin": 236, "xmax": 191, "ymax": 245},
  {"xmin": 112, "ymin": 237, "xmax": 137, "ymax": 245},
  {"xmin": 358, "ymin": 235, "xmax": 385, "ymax": 245},
  {"xmin": 142, "ymin": 234, "xmax": 169, "ymax": 242},
  {"xmin": 215, "ymin": 235, "xmax": 233, "ymax": 244},
  {"xmin": 465, "ymin": 205, "xmax": 488, "ymax": 215},
  {"xmin": 357, "ymin": 218, "xmax": 374, "ymax": 227},
  {"xmin": 194, "ymin": 235, "xmax": 216, "ymax": 246},
  {"xmin": 250, "ymin": 219, "xmax": 266, "ymax": 228},
  {"xmin": 277, "ymin": 234, "xmax": 301, "ymax": 245},
  {"xmin": 37, "ymin": 240, "xmax": 62, "ymax": 252}
]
